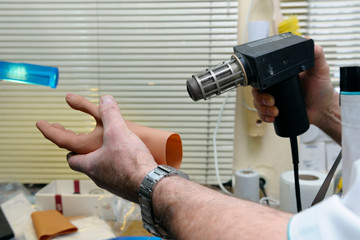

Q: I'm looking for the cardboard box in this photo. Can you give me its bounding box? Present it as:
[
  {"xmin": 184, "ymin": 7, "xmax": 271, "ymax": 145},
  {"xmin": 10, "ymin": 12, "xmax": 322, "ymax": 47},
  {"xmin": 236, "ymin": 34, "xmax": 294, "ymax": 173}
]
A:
[{"xmin": 35, "ymin": 180, "xmax": 115, "ymax": 219}]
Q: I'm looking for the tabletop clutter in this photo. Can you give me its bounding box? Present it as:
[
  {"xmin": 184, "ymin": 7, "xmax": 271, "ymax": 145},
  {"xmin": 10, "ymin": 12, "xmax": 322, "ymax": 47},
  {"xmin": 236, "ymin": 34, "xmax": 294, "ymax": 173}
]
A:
[{"xmin": 0, "ymin": 180, "xmax": 156, "ymax": 240}]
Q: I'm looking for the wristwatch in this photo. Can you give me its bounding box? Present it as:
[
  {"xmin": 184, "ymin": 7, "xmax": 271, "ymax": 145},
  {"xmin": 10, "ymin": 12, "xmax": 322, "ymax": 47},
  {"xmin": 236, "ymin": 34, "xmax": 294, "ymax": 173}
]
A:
[{"xmin": 139, "ymin": 165, "xmax": 190, "ymax": 239}]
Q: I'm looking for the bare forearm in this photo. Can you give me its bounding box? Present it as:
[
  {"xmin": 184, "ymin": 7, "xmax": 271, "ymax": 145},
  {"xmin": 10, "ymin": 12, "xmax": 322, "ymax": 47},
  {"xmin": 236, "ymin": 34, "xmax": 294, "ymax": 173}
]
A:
[
  {"xmin": 315, "ymin": 90, "xmax": 341, "ymax": 145},
  {"xmin": 153, "ymin": 176, "xmax": 292, "ymax": 240}
]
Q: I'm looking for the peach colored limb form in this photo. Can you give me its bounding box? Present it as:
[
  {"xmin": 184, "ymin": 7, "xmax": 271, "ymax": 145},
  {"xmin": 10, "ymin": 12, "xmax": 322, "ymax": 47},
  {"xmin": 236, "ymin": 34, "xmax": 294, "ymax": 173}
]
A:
[{"xmin": 36, "ymin": 93, "xmax": 183, "ymax": 169}]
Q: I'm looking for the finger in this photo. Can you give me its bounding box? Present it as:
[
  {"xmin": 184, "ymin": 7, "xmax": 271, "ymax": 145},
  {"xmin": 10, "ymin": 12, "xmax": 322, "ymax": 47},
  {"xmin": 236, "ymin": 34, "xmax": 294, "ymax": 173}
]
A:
[
  {"xmin": 36, "ymin": 120, "xmax": 78, "ymax": 148},
  {"xmin": 99, "ymin": 95, "xmax": 128, "ymax": 135},
  {"xmin": 51, "ymin": 123, "xmax": 66, "ymax": 130},
  {"xmin": 66, "ymin": 150, "xmax": 110, "ymax": 193},
  {"xmin": 67, "ymin": 152, "xmax": 85, "ymax": 172},
  {"xmin": 252, "ymin": 88, "xmax": 275, "ymax": 107},
  {"xmin": 65, "ymin": 94, "xmax": 104, "ymax": 151},
  {"xmin": 66, "ymin": 93, "xmax": 101, "ymax": 120},
  {"xmin": 313, "ymin": 44, "xmax": 327, "ymax": 67},
  {"xmin": 37, "ymin": 120, "xmax": 101, "ymax": 153},
  {"xmin": 263, "ymin": 116, "xmax": 276, "ymax": 123},
  {"xmin": 253, "ymin": 99, "xmax": 279, "ymax": 122},
  {"xmin": 314, "ymin": 43, "xmax": 323, "ymax": 59},
  {"xmin": 50, "ymin": 123, "xmax": 77, "ymax": 135},
  {"xmin": 255, "ymin": 109, "xmax": 276, "ymax": 123}
]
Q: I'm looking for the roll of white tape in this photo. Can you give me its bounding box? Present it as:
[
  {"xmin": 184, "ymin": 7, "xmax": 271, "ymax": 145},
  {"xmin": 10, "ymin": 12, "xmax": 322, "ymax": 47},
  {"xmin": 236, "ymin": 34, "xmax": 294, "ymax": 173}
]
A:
[
  {"xmin": 234, "ymin": 169, "xmax": 260, "ymax": 202},
  {"xmin": 279, "ymin": 170, "xmax": 334, "ymax": 213}
]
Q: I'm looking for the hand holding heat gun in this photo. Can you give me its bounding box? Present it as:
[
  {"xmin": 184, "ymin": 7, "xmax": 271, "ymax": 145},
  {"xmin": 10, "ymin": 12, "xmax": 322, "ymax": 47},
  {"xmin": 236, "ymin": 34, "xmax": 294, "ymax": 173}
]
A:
[{"xmin": 186, "ymin": 33, "xmax": 314, "ymax": 138}]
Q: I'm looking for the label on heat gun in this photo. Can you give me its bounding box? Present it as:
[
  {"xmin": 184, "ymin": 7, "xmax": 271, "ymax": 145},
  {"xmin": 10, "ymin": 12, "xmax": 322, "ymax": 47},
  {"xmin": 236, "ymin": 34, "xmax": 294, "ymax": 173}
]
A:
[{"xmin": 246, "ymin": 33, "xmax": 292, "ymax": 48}]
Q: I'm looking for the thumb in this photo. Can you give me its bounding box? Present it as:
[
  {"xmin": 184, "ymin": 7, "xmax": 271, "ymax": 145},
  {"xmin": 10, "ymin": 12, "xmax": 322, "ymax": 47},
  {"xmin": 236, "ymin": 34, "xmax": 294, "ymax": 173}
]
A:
[
  {"xmin": 66, "ymin": 151, "xmax": 91, "ymax": 173},
  {"xmin": 99, "ymin": 95, "xmax": 129, "ymax": 139}
]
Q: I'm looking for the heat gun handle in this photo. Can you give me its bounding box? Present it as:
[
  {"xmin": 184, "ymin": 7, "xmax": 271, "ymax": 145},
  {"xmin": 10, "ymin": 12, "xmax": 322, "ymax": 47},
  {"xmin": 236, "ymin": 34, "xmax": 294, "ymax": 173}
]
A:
[{"xmin": 263, "ymin": 75, "xmax": 309, "ymax": 137}]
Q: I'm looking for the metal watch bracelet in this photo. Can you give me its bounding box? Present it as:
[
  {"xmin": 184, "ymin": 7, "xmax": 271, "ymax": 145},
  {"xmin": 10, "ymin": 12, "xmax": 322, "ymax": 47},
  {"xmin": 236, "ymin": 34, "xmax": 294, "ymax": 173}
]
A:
[{"xmin": 139, "ymin": 165, "xmax": 190, "ymax": 239}]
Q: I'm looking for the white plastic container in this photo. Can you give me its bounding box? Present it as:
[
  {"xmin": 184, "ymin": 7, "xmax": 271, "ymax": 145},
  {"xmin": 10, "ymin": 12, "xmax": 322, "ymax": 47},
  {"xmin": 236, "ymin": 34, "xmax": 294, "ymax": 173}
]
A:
[{"xmin": 35, "ymin": 180, "xmax": 115, "ymax": 219}]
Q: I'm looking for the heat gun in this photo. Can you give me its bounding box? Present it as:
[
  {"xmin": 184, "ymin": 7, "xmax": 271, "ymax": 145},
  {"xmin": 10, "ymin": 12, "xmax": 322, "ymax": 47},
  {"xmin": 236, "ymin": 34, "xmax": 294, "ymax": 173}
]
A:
[
  {"xmin": 186, "ymin": 32, "xmax": 314, "ymax": 138},
  {"xmin": 186, "ymin": 33, "xmax": 315, "ymax": 212}
]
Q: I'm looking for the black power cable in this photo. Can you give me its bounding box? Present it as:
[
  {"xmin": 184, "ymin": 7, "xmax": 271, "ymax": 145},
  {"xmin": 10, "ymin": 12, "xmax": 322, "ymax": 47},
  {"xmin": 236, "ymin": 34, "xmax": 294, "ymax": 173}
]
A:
[
  {"xmin": 259, "ymin": 177, "xmax": 270, "ymax": 206},
  {"xmin": 290, "ymin": 136, "xmax": 302, "ymax": 212}
]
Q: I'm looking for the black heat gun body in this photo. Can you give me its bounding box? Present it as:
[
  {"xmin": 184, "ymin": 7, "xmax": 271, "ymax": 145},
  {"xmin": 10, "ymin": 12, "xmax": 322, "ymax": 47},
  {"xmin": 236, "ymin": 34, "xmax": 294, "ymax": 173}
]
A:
[{"xmin": 187, "ymin": 32, "xmax": 315, "ymax": 138}]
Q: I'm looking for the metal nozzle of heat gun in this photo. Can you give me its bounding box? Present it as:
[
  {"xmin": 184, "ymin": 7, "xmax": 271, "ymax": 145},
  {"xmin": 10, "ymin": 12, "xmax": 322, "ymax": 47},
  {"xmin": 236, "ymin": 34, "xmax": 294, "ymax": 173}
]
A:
[{"xmin": 186, "ymin": 55, "xmax": 247, "ymax": 101}]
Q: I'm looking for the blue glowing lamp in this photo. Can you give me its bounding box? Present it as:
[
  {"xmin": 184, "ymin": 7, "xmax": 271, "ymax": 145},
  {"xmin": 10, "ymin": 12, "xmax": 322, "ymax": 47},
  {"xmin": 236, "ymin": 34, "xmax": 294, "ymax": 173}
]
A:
[{"xmin": 0, "ymin": 61, "xmax": 58, "ymax": 88}]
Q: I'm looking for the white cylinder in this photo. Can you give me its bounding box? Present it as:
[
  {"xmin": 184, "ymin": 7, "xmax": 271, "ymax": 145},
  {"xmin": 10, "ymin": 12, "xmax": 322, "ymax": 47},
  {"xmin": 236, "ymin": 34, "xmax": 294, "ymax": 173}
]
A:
[
  {"xmin": 234, "ymin": 169, "xmax": 259, "ymax": 202},
  {"xmin": 247, "ymin": 21, "xmax": 270, "ymax": 41},
  {"xmin": 279, "ymin": 170, "xmax": 333, "ymax": 213},
  {"xmin": 341, "ymin": 94, "xmax": 360, "ymax": 194}
]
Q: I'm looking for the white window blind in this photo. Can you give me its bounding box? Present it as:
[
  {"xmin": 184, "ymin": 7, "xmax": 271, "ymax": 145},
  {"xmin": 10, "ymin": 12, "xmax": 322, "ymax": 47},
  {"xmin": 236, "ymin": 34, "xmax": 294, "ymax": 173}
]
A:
[
  {"xmin": 280, "ymin": 0, "xmax": 360, "ymax": 85},
  {"xmin": 0, "ymin": 0, "xmax": 238, "ymax": 185}
]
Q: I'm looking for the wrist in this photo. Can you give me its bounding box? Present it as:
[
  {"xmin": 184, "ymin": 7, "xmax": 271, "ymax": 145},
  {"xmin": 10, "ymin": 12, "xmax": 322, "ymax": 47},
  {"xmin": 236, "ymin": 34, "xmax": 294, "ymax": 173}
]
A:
[
  {"xmin": 139, "ymin": 165, "xmax": 189, "ymax": 239},
  {"xmin": 125, "ymin": 160, "xmax": 157, "ymax": 203}
]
